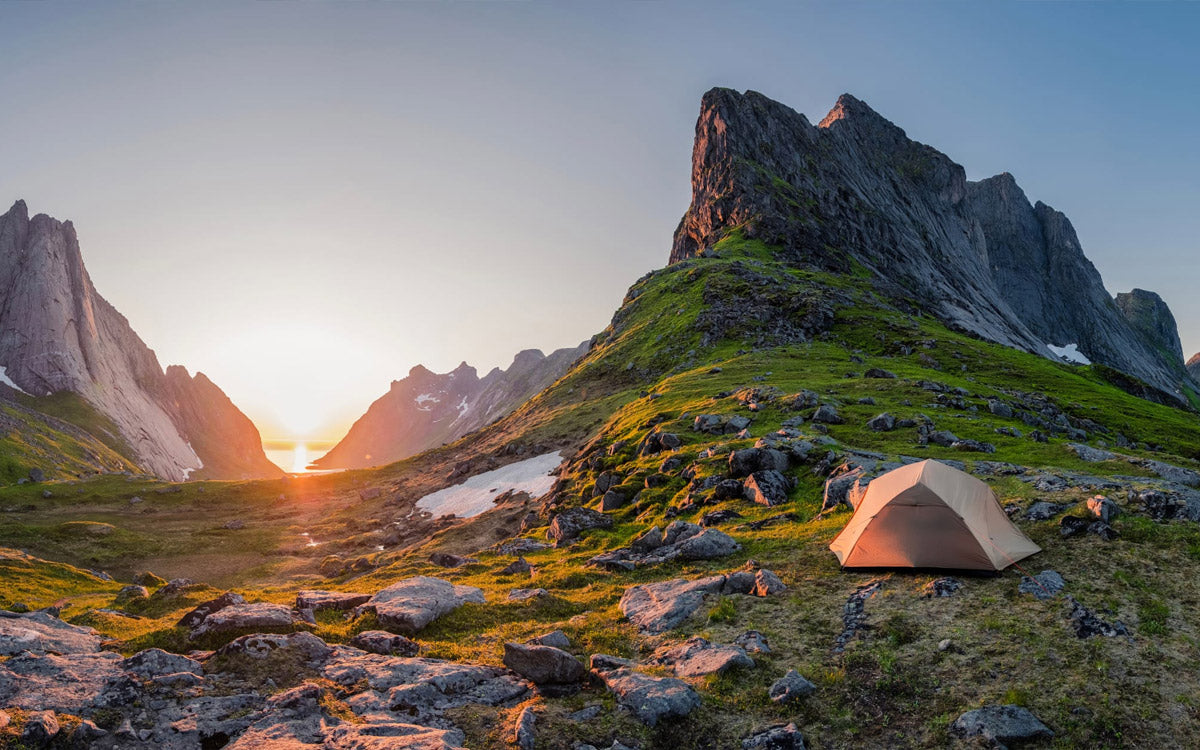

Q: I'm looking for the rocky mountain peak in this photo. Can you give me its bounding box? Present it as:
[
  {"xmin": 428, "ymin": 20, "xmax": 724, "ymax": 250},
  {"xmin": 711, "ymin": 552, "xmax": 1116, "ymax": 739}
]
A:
[
  {"xmin": 1116, "ymin": 289, "xmax": 1184, "ymax": 365},
  {"xmin": 670, "ymin": 89, "xmax": 1192, "ymax": 401}
]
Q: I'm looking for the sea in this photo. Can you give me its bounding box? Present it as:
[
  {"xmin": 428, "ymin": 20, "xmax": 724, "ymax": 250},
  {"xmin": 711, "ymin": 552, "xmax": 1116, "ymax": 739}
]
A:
[{"xmin": 262, "ymin": 440, "xmax": 340, "ymax": 474}]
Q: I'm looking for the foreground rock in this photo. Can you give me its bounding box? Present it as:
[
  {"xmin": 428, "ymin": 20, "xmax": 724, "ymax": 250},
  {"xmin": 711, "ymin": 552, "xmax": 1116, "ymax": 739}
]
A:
[
  {"xmin": 348, "ymin": 630, "xmax": 420, "ymax": 656},
  {"xmin": 356, "ymin": 576, "xmax": 486, "ymax": 634},
  {"xmin": 743, "ymin": 723, "xmax": 807, "ymax": 749},
  {"xmin": 950, "ymin": 704, "xmax": 1053, "ymax": 745},
  {"xmin": 768, "ymin": 669, "xmax": 816, "ymax": 703},
  {"xmin": 619, "ymin": 567, "xmax": 785, "ymax": 633},
  {"xmin": 589, "ymin": 522, "xmax": 740, "ymax": 570},
  {"xmin": 547, "ymin": 507, "xmax": 613, "ymax": 544},
  {"xmin": 591, "ymin": 655, "xmax": 701, "ymax": 726},
  {"xmin": 649, "ymin": 637, "xmax": 753, "ymax": 677},
  {"xmin": 0, "ymin": 610, "xmax": 104, "ymax": 655},
  {"xmin": 502, "ymin": 642, "xmax": 585, "ymax": 685},
  {"xmin": 176, "ymin": 591, "xmax": 246, "ymax": 629},
  {"xmin": 191, "ymin": 602, "xmax": 312, "ymax": 637},
  {"xmin": 295, "ymin": 590, "xmax": 372, "ymax": 611}
]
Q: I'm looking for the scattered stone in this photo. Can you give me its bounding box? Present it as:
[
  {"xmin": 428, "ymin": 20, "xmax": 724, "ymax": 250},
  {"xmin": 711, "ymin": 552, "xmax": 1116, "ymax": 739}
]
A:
[
  {"xmin": 701, "ymin": 509, "xmax": 743, "ymax": 526},
  {"xmin": 591, "ymin": 661, "xmax": 701, "ymax": 727},
  {"xmin": 223, "ymin": 519, "xmax": 245, "ymax": 530},
  {"xmin": 294, "ymin": 590, "xmax": 371, "ymax": 611},
  {"xmin": 347, "ymin": 630, "xmax": 420, "ymax": 657},
  {"xmin": 1059, "ymin": 515, "xmax": 1091, "ymax": 537},
  {"xmin": 631, "ymin": 526, "xmax": 664, "ymax": 553},
  {"xmin": 568, "ymin": 705, "xmax": 603, "ymax": 722},
  {"xmin": 619, "ymin": 575, "xmax": 727, "ymax": 633},
  {"xmin": 743, "ymin": 470, "xmax": 791, "ymax": 506},
  {"xmin": 509, "ymin": 588, "xmax": 550, "ymax": 601},
  {"xmin": 729, "ymin": 448, "xmax": 789, "ymax": 478},
  {"xmin": 429, "ymin": 552, "xmax": 478, "ymax": 568},
  {"xmin": 925, "ymin": 429, "xmax": 958, "ymax": 447},
  {"xmin": 811, "ymin": 404, "xmax": 843, "ymax": 424},
  {"xmin": 115, "ymin": 584, "xmax": 149, "ymax": 600},
  {"xmin": 951, "ymin": 439, "xmax": 996, "ymax": 453},
  {"xmin": 600, "ymin": 489, "xmax": 628, "ymax": 511},
  {"xmin": 1019, "ymin": 570, "xmax": 1065, "ymax": 600},
  {"xmin": 922, "ymin": 577, "xmax": 963, "ymax": 598},
  {"xmin": 938, "ymin": 638, "xmax": 952, "ymax": 652},
  {"xmin": 752, "ymin": 569, "xmax": 787, "ymax": 597},
  {"xmin": 950, "ymin": 705, "xmax": 1053, "ymax": 745},
  {"xmin": 866, "ymin": 412, "xmax": 896, "ymax": 431},
  {"xmin": 1067, "ymin": 443, "xmax": 1116, "ymax": 463},
  {"xmin": 834, "ymin": 581, "xmax": 882, "ymax": 652},
  {"xmin": 1066, "ymin": 596, "xmax": 1130, "ymax": 638},
  {"xmin": 547, "ymin": 507, "xmax": 613, "ymax": 544},
  {"xmin": 503, "ymin": 642, "xmax": 585, "ymax": 684},
  {"xmin": 527, "ymin": 630, "xmax": 571, "ymax": 650},
  {"xmin": 501, "ymin": 557, "xmax": 534, "ymax": 575},
  {"xmin": 1088, "ymin": 520, "xmax": 1119, "ymax": 541},
  {"xmin": 191, "ymin": 602, "xmax": 309, "ymax": 637},
  {"xmin": 742, "ymin": 723, "xmax": 806, "ymax": 749},
  {"xmin": 864, "ymin": 368, "xmax": 897, "ymax": 379},
  {"xmin": 822, "ymin": 469, "xmax": 865, "ymax": 512},
  {"xmin": 1025, "ymin": 501, "xmax": 1065, "ymax": 521},
  {"xmin": 987, "ymin": 400, "xmax": 1014, "ymax": 418},
  {"xmin": 677, "ymin": 528, "xmax": 742, "ymax": 560},
  {"xmin": 693, "ymin": 414, "xmax": 752, "ymax": 435},
  {"xmin": 768, "ymin": 669, "xmax": 816, "ymax": 703},
  {"xmin": 21, "ymin": 710, "xmax": 59, "ymax": 746},
  {"xmin": 734, "ymin": 630, "xmax": 771, "ymax": 654},
  {"xmin": 495, "ymin": 539, "xmax": 552, "ymax": 555},
  {"xmin": 0, "ymin": 610, "xmax": 104, "ymax": 655},
  {"xmin": 357, "ymin": 576, "xmax": 486, "ymax": 634},
  {"xmin": 514, "ymin": 705, "xmax": 536, "ymax": 750},
  {"xmin": 649, "ymin": 636, "xmax": 753, "ymax": 677},
  {"xmin": 1131, "ymin": 458, "xmax": 1200, "ymax": 487},
  {"xmin": 1086, "ymin": 495, "xmax": 1120, "ymax": 522}
]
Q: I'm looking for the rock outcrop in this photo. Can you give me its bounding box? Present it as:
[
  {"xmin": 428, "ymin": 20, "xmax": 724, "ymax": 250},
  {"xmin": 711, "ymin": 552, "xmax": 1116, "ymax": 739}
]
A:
[
  {"xmin": 0, "ymin": 200, "xmax": 282, "ymax": 480},
  {"xmin": 669, "ymin": 89, "xmax": 1191, "ymax": 401},
  {"xmin": 313, "ymin": 343, "xmax": 587, "ymax": 470}
]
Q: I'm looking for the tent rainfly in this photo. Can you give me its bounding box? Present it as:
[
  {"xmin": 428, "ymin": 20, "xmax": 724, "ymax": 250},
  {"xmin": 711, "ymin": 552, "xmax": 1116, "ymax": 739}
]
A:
[{"xmin": 829, "ymin": 459, "xmax": 1040, "ymax": 571}]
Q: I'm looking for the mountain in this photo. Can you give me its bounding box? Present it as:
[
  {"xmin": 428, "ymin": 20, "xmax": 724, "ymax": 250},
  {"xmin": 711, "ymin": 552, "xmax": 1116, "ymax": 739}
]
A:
[
  {"xmin": 671, "ymin": 89, "xmax": 1193, "ymax": 402},
  {"xmin": 313, "ymin": 343, "xmax": 587, "ymax": 469},
  {"xmin": 0, "ymin": 200, "xmax": 281, "ymax": 481}
]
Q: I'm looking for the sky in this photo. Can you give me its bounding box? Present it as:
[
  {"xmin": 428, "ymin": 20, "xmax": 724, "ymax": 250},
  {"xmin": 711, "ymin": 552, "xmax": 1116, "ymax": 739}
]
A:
[{"xmin": 1, "ymin": 1, "xmax": 1198, "ymax": 442}]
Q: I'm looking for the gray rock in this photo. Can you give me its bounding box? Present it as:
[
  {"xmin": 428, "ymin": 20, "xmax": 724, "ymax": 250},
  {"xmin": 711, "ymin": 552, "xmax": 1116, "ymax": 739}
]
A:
[
  {"xmin": 123, "ymin": 647, "xmax": 201, "ymax": 677},
  {"xmin": 812, "ymin": 404, "xmax": 843, "ymax": 424},
  {"xmin": 864, "ymin": 368, "xmax": 897, "ymax": 379},
  {"xmin": 631, "ymin": 526, "xmax": 664, "ymax": 553},
  {"xmin": 866, "ymin": 412, "xmax": 896, "ymax": 431},
  {"xmin": 729, "ymin": 448, "xmax": 789, "ymax": 478},
  {"xmin": 1132, "ymin": 458, "xmax": 1200, "ymax": 487},
  {"xmin": 0, "ymin": 610, "xmax": 103, "ymax": 655},
  {"xmin": 115, "ymin": 584, "xmax": 149, "ymax": 600},
  {"xmin": 734, "ymin": 630, "xmax": 771, "ymax": 654},
  {"xmin": 677, "ymin": 528, "xmax": 741, "ymax": 560},
  {"xmin": 752, "ymin": 569, "xmax": 787, "ymax": 597},
  {"xmin": 619, "ymin": 575, "xmax": 726, "ymax": 633},
  {"xmin": 592, "ymin": 664, "xmax": 701, "ymax": 726},
  {"xmin": 191, "ymin": 602, "xmax": 309, "ymax": 637},
  {"xmin": 600, "ymin": 489, "xmax": 628, "ymax": 511},
  {"xmin": 822, "ymin": 469, "xmax": 865, "ymax": 511},
  {"xmin": 527, "ymin": 630, "xmax": 571, "ymax": 649},
  {"xmin": 501, "ymin": 556, "xmax": 534, "ymax": 575},
  {"xmin": 503, "ymin": 642, "xmax": 585, "ymax": 684},
  {"xmin": 548, "ymin": 507, "xmax": 613, "ymax": 543},
  {"xmin": 176, "ymin": 591, "xmax": 247, "ymax": 629},
  {"xmin": 1019, "ymin": 570, "xmax": 1065, "ymax": 600},
  {"xmin": 568, "ymin": 704, "xmax": 603, "ymax": 722},
  {"xmin": 295, "ymin": 590, "xmax": 371, "ymax": 611},
  {"xmin": 988, "ymin": 400, "xmax": 1014, "ymax": 418},
  {"xmin": 743, "ymin": 470, "xmax": 791, "ymax": 506},
  {"xmin": 21, "ymin": 710, "xmax": 59, "ymax": 746},
  {"xmin": 1086, "ymin": 495, "xmax": 1120, "ymax": 522},
  {"xmin": 358, "ymin": 576, "xmax": 485, "ymax": 634},
  {"xmin": 429, "ymin": 551, "xmax": 478, "ymax": 568},
  {"xmin": 768, "ymin": 669, "xmax": 816, "ymax": 703},
  {"xmin": 0, "ymin": 651, "xmax": 124, "ymax": 712},
  {"xmin": 514, "ymin": 705, "xmax": 536, "ymax": 750},
  {"xmin": 508, "ymin": 588, "xmax": 550, "ymax": 601},
  {"xmin": 1067, "ymin": 443, "xmax": 1116, "ymax": 462},
  {"xmin": 1066, "ymin": 596, "xmax": 1130, "ymax": 638},
  {"xmin": 949, "ymin": 704, "xmax": 1053, "ymax": 745},
  {"xmin": 663, "ymin": 520, "xmax": 702, "ymax": 546},
  {"xmin": 922, "ymin": 577, "xmax": 963, "ymax": 598},
  {"xmin": 742, "ymin": 723, "xmax": 806, "ymax": 749},
  {"xmin": 348, "ymin": 630, "xmax": 420, "ymax": 656},
  {"xmin": 1024, "ymin": 501, "xmax": 1065, "ymax": 521},
  {"xmin": 650, "ymin": 636, "xmax": 753, "ymax": 677}
]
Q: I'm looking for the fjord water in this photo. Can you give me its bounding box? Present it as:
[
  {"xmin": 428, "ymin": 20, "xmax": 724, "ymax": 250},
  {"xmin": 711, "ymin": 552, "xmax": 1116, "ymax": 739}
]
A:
[{"xmin": 263, "ymin": 440, "xmax": 337, "ymax": 474}]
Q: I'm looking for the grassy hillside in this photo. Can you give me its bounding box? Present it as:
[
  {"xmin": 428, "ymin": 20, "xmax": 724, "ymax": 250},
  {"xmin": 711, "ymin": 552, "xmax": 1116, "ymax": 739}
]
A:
[
  {"xmin": 0, "ymin": 391, "xmax": 138, "ymax": 484},
  {"xmin": 6, "ymin": 234, "xmax": 1200, "ymax": 747}
]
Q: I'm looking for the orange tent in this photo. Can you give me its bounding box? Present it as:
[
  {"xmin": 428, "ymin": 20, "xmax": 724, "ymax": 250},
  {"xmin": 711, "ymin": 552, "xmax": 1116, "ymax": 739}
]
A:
[{"xmin": 829, "ymin": 459, "xmax": 1040, "ymax": 571}]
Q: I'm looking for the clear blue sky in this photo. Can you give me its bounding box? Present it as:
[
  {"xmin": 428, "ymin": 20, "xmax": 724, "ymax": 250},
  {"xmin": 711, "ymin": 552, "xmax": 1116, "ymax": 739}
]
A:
[{"xmin": 1, "ymin": 1, "xmax": 1198, "ymax": 440}]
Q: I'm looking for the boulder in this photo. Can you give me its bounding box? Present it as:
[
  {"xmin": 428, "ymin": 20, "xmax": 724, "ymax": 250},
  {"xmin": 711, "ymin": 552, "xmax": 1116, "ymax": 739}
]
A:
[
  {"xmin": 508, "ymin": 588, "xmax": 549, "ymax": 601},
  {"xmin": 123, "ymin": 647, "xmax": 202, "ymax": 678},
  {"xmin": 528, "ymin": 630, "xmax": 571, "ymax": 649},
  {"xmin": 619, "ymin": 575, "xmax": 726, "ymax": 633},
  {"xmin": 501, "ymin": 557, "xmax": 533, "ymax": 575},
  {"xmin": 0, "ymin": 651, "xmax": 124, "ymax": 712},
  {"xmin": 768, "ymin": 670, "xmax": 816, "ymax": 703},
  {"xmin": 922, "ymin": 577, "xmax": 963, "ymax": 598},
  {"xmin": 0, "ymin": 610, "xmax": 104, "ymax": 655},
  {"xmin": 514, "ymin": 705, "xmax": 536, "ymax": 750},
  {"xmin": 21, "ymin": 710, "xmax": 59, "ymax": 746},
  {"xmin": 822, "ymin": 469, "xmax": 865, "ymax": 512},
  {"xmin": 729, "ymin": 448, "xmax": 788, "ymax": 478},
  {"xmin": 649, "ymin": 636, "xmax": 753, "ymax": 677},
  {"xmin": 752, "ymin": 569, "xmax": 787, "ymax": 597},
  {"xmin": 592, "ymin": 471, "xmax": 618, "ymax": 497},
  {"xmin": 630, "ymin": 526, "xmax": 664, "ymax": 553},
  {"xmin": 502, "ymin": 642, "xmax": 585, "ymax": 684},
  {"xmin": 949, "ymin": 705, "xmax": 1053, "ymax": 745},
  {"xmin": 1024, "ymin": 501, "xmax": 1065, "ymax": 521},
  {"xmin": 742, "ymin": 723, "xmax": 806, "ymax": 749},
  {"xmin": 676, "ymin": 529, "xmax": 741, "ymax": 561},
  {"xmin": 1086, "ymin": 495, "xmax": 1120, "ymax": 522},
  {"xmin": 1067, "ymin": 596, "xmax": 1130, "ymax": 638},
  {"xmin": 115, "ymin": 584, "xmax": 149, "ymax": 601},
  {"xmin": 734, "ymin": 630, "xmax": 771, "ymax": 654},
  {"xmin": 215, "ymin": 631, "xmax": 333, "ymax": 663},
  {"xmin": 864, "ymin": 368, "xmax": 897, "ymax": 379},
  {"xmin": 176, "ymin": 591, "xmax": 248, "ymax": 629},
  {"xmin": 547, "ymin": 507, "xmax": 613, "ymax": 544},
  {"xmin": 191, "ymin": 602, "xmax": 310, "ymax": 637},
  {"xmin": 1067, "ymin": 443, "xmax": 1116, "ymax": 462},
  {"xmin": 359, "ymin": 576, "xmax": 486, "ymax": 635},
  {"xmin": 743, "ymin": 470, "xmax": 791, "ymax": 506},
  {"xmin": 592, "ymin": 663, "xmax": 701, "ymax": 727},
  {"xmin": 951, "ymin": 439, "xmax": 996, "ymax": 453},
  {"xmin": 866, "ymin": 412, "xmax": 896, "ymax": 431},
  {"xmin": 295, "ymin": 590, "xmax": 371, "ymax": 611},
  {"xmin": 701, "ymin": 509, "xmax": 743, "ymax": 526},
  {"xmin": 429, "ymin": 552, "xmax": 478, "ymax": 568},
  {"xmin": 811, "ymin": 404, "xmax": 843, "ymax": 424},
  {"xmin": 987, "ymin": 400, "xmax": 1014, "ymax": 418},
  {"xmin": 1018, "ymin": 570, "xmax": 1065, "ymax": 600},
  {"xmin": 600, "ymin": 489, "xmax": 627, "ymax": 511},
  {"xmin": 348, "ymin": 630, "xmax": 420, "ymax": 657}
]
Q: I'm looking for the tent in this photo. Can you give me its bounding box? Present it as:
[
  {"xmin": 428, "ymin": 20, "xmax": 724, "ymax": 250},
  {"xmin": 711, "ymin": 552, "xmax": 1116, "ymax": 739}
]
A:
[{"xmin": 829, "ymin": 459, "xmax": 1040, "ymax": 571}]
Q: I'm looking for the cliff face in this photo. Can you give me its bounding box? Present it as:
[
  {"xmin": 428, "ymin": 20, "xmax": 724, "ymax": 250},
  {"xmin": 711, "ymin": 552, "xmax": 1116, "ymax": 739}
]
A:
[
  {"xmin": 0, "ymin": 200, "xmax": 281, "ymax": 480},
  {"xmin": 1116, "ymin": 289, "xmax": 1184, "ymax": 366},
  {"xmin": 313, "ymin": 343, "xmax": 587, "ymax": 470},
  {"xmin": 671, "ymin": 89, "xmax": 1191, "ymax": 400}
]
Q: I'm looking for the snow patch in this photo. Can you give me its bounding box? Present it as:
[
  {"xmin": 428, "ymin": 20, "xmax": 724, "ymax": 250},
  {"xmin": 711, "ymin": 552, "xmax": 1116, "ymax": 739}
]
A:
[
  {"xmin": 180, "ymin": 442, "xmax": 204, "ymax": 480},
  {"xmin": 416, "ymin": 451, "xmax": 563, "ymax": 519},
  {"xmin": 1048, "ymin": 343, "xmax": 1091, "ymax": 365},
  {"xmin": 415, "ymin": 393, "xmax": 440, "ymax": 412},
  {"xmin": 0, "ymin": 366, "xmax": 28, "ymax": 395},
  {"xmin": 452, "ymin": 396, "xmax": 470, "ymax": 423}
]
